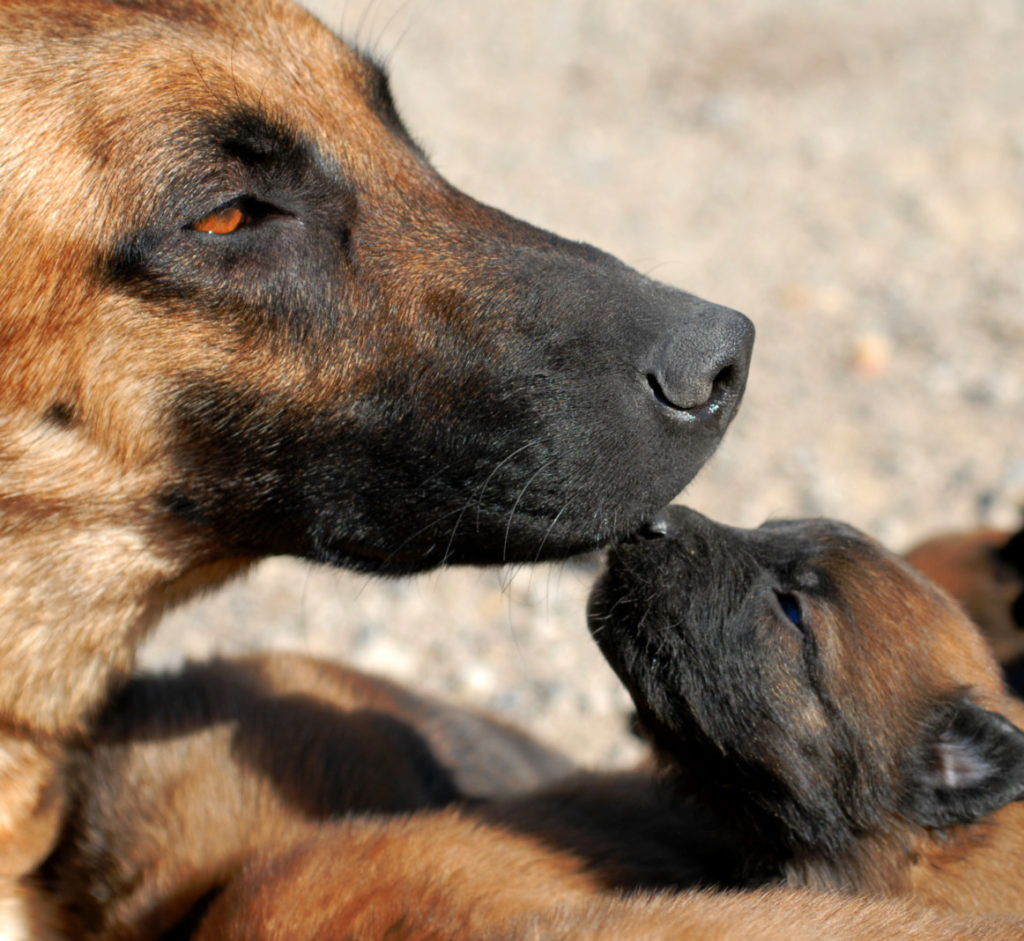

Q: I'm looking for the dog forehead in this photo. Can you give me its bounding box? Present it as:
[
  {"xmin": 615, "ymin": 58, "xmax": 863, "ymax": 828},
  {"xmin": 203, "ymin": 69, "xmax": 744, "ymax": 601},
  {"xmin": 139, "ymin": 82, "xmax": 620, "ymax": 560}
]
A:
[
  {"xmin": 0, "ymin": 0, "xmax": 415, "ymax": 241},
  {"xmin": 1, "ymin": 0, "xmax": 388, "ymax": 144}
]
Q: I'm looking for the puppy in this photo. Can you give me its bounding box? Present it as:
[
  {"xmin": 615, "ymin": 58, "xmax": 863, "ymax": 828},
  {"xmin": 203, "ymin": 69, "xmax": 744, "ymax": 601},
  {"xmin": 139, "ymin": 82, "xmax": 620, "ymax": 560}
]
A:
[
  {"xmin": 41, "ymin": 509, "xmax": 1024, "ymax": 938},
  {"xmin": 0, "ymin": 0, "xmax": 752, "ymax": 915},
  {"xmin": 589, "ymin": 506, "xmax": 1024, "ymax": 914}
]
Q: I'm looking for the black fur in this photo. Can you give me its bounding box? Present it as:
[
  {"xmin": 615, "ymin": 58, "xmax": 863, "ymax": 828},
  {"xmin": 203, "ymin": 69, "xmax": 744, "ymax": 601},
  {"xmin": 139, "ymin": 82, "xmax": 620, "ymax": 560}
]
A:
[
  {"xmin": 902, "ymin": 699, "xmax": 1024, "ymax": 829},
  {"xmin": 589, "ymin": 507, "xmax": 1024, "ymax": 874}
]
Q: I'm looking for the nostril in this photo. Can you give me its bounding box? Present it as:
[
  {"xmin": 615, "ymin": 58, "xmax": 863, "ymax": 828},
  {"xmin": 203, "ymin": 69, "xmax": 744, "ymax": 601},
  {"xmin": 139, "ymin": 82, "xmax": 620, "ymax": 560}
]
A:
[
  {"xmin": 646, "ymin": 372, "xmax": 680, "ymax": 410},
  {"xmin": 646, "ymin": 363, "xmax": 734, "ymax": 414},
  {"xmin": 710, "ymin": 364, "xmax": 738, "ymax": 400},
  {"xmin": 639, "ymin": 515, "xmax": 671, "ymax": 539},
  {"xmin": 644, "ymin": 304, "xmax": 753, "ymax": 418},
  {"xmin": 630, "ymin": 508, "xmax": 675, "ymax": 541}
]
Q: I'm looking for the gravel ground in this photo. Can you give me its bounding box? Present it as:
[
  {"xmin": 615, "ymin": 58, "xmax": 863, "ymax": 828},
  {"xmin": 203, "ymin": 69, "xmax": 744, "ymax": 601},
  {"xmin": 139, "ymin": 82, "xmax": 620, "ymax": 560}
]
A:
[{"xmin": 143, "ymin": 0, "xmax": 1024, "ymax": 769}]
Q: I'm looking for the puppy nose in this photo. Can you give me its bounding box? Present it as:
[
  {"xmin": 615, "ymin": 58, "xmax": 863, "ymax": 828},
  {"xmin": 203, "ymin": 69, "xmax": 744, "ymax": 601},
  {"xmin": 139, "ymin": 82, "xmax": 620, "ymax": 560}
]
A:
[
  {"xmin": 637, "ymin": 510, "xmax": 674, "ymax": 539},
  {"xmin": 646, "ymin": 305, "xmax": 753, "ymax": 419},
  {"xmin": 635, "ymin": 504, "xmax": 711, "ymax": 541}
]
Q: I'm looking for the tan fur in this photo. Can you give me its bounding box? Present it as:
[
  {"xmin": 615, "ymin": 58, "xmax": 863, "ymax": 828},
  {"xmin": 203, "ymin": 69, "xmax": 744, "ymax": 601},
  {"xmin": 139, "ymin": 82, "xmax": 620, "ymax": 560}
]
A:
[
  {"xmin": 193, "ymin": 814, "xmax": 1022, "ymax": 941},
  {"xmin": 801, "ymin": 538, "xmax": 1024, "ymax": 912},
  {"xmin": 0, "ymin": 0, "xmax": 756, "ymax": 928},
  {"xmin": 0, "ymin": 3, "xmax": 399, "ymax": 903},
  {"xmin": 42, "ymin": 636, "xmax": 1024, "ymax": 938},
  {"xmin": 0, "ymin": 0, "xmax": 412, "ymax": 732},
  {"xmin": 906, "ymin": 527, "xmax": 1024, "ymax": 664},
  {"xmin": 43, "ymin": 653, "xmax": 574, "ymax": 937}
]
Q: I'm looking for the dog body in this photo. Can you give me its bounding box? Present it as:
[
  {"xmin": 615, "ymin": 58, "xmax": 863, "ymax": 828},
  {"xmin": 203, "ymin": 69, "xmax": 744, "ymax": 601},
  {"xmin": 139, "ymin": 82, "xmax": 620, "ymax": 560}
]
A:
[
  {"xmin": 0, "ymin": 0, "xmax": 752, "ymax": 904},
  {"xmin": 906, "ymin": 524, "xmax": 1024, "ymax": 690},
  {"xmin": 42, "ymin": 653, "xmax": 576, "ymax": 936},
  {"xmin": 590, "ymin": 507, "xmax": 1024, "ymax": 915},
  {"xmin": 38, "ymin": 514, "xmax": 1024, "ymax": 935},
  {"xmin": 42, "ymin": 652, "xmax": 1020, "ymax": 940},
  {"xmin": 188, "ymin": 814, "xmax": 1019, "ymax": 941}
]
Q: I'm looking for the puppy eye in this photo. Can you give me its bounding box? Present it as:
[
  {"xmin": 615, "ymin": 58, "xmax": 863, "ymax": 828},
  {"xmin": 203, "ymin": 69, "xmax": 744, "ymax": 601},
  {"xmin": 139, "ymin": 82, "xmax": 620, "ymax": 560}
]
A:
[{"xmin": 774, "ymin": 591, "xmax": 804, "ymax": 630}]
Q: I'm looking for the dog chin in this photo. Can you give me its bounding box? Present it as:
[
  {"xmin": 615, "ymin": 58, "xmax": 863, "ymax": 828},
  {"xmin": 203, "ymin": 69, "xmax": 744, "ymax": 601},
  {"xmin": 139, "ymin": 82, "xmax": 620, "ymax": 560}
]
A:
[{"xmin": 315, "ymin": 504, "xmax": 679, "ymax": 574}]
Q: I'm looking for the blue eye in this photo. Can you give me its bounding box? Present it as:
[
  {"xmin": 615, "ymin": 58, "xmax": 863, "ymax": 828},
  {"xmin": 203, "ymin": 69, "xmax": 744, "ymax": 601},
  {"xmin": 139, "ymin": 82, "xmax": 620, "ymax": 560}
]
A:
[{"xmin": 775, "ymin": 591, "xmax": 804, "ymax": 630}]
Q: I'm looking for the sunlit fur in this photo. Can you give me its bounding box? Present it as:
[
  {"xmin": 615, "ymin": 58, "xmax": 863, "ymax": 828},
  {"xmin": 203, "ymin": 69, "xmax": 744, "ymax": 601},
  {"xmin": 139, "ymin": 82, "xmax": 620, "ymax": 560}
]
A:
[{"xmin": 0, "ymin": 0, "xmax": 753, "ymax": 926}]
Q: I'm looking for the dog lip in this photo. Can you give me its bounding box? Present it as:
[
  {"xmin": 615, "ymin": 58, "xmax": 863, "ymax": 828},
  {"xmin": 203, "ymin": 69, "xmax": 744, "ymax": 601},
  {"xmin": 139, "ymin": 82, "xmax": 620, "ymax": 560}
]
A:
[{"xmin": 318, "ymin": 537, "xmax": 435, "ymax": 573}]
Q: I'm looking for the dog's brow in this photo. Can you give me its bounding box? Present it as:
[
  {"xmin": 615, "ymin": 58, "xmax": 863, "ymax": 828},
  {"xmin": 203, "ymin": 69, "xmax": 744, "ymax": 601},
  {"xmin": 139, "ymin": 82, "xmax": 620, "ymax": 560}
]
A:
[{"xmin": 211, "ymin": 109, "xmax": 301, "ymax": 165}]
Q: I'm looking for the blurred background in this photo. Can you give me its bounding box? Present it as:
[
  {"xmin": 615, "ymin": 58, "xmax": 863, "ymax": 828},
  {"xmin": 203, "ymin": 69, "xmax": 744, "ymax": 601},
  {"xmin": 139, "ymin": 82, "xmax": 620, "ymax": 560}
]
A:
[{"xmin": 144, "ymin": 0, "xmax": 1024, "ymax": 766}]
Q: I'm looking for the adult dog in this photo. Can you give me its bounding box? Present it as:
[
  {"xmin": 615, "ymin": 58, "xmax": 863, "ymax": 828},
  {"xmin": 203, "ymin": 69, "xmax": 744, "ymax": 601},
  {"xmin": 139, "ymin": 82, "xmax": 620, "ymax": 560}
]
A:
[{"xmin": 0, "ymin": 0, "xmax": 752, "ymax": 926}]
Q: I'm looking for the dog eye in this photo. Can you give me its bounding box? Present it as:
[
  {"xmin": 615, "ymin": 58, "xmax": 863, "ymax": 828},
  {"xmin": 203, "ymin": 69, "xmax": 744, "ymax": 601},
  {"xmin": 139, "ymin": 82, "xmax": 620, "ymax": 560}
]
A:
[
  {"xmin": 774, "ymin": 591, "xmax": 804, "ymax": 630},
  {"xmin": 188, "ymin": 198, "xmax": 276, "ymax": 235}
]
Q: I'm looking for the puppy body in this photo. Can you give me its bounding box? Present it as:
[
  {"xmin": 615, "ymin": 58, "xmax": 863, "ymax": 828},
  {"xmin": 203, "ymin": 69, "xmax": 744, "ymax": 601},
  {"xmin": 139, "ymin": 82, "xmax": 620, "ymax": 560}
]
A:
[
  {"xmin": 42, "ymin": 655, "xmax": 1020, "ymax": 940},
  {"xmin": 42, "ymin": 516, "xmax": 1024, "ymax": 935},
  {"xmin": 44, "ymin": 653, "xmax": 574, "ymax": 937},
  {"xmin": 191, "ymin": 813, "xmax": 1022, "ymax": 941}
]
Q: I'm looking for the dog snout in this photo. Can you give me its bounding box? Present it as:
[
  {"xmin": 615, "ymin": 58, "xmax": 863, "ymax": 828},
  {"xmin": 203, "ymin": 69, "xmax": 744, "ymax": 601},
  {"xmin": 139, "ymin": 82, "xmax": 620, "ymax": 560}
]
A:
[{"xmin": 645, "ymin": 303, "xmax": 754, "ymax": 425}]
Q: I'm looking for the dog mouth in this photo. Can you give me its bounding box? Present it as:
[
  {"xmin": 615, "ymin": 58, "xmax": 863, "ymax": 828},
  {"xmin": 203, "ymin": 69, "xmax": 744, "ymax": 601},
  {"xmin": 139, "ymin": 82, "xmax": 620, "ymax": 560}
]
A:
[{"xmin": 317, "ymin": 509, "xmax": 615, "ymax": 575}]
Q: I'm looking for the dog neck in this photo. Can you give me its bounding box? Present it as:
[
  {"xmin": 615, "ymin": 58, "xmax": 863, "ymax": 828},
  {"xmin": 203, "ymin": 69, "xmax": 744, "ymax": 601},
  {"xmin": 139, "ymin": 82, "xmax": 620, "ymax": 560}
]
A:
[{"xmin": 0, "ymin": 419, "xmax": 248, "ymax": 736}]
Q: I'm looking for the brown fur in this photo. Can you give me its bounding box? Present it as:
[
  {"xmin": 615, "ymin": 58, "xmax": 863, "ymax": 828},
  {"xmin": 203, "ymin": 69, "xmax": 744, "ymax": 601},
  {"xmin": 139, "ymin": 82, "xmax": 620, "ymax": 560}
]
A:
[
  {"xmin": 0, "ymin": 0, "xmax": 753, "ymax": 922},
  {"xmin": 41, "ymin": 653, "xmax": 574, "ymax": 936},
  {"xmin": 191, "ymin": 815, "xmax": 1021, "ymax": 940},
  {"xmin": 905, "ymin": 525, "xmax": 1024, "ymax": 665},
  {"xmin": 40, "ymin": 633, "xmax": 1024, "ymax": 940},
  {"xmin": 589, "ymin": 509, "xmax": 1024, "ymax": 918}
]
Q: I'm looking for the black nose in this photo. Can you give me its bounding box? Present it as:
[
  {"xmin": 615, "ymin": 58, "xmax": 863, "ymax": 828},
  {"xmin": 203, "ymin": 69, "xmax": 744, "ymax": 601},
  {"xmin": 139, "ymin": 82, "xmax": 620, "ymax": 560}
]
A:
[
  {"xmin": 636, "ymin": 511, "xmax": 673, "ymax": 539},
  {"xmin": 645, "ymin": 304, "xmax": 753, "ymax": 421},
  {"xmin": 634, "ymin": 504, "xmax": 710, "ymax": 541}
]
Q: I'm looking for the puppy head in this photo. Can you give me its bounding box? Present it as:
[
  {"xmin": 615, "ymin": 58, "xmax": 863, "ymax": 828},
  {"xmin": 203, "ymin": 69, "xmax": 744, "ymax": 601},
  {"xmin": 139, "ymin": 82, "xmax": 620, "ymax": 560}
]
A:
[{"xmin": 589, "ymin": 507, "xmax": 1024, "ymax": 859}]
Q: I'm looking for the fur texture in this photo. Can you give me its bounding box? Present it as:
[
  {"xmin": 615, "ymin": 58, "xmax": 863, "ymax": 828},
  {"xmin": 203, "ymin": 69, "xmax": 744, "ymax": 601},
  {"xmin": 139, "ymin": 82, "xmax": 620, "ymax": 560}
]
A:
[
  {"xmin": 590, "ymin": 507, "xmax": 1024, "ymax": 913},
  {"xmin": 0, "ymin": 0, "xmax": 753, "ymax": 918},
  {"xmin": 906, "ymin": 524, "xmax": 1024, "ymax": 691}
]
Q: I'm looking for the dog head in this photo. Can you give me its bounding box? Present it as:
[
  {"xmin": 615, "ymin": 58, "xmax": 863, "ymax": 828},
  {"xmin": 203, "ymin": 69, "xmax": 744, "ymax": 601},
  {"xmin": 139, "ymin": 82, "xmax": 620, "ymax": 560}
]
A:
[
  {"xmin": 0, "ymin": 0, "xmax": 753, "ymax": 576},
  {"xmin": 589, "ymin": 507, "xmax": 1024, "ymax": 861}
]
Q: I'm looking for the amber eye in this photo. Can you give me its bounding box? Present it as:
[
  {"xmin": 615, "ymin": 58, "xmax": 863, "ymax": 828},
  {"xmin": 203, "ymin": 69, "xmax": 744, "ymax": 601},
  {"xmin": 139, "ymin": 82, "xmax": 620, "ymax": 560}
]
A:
[{"xmin": 190, "ymin": 204, "xmax": 249, "ymax": 235}]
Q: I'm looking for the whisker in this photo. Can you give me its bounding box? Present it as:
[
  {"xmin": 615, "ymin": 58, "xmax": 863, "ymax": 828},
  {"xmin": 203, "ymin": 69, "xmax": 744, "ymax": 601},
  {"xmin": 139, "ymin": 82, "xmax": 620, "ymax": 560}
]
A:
[
  {"xmin": 473, "ymin": 439, "xmax": 539, "ymax": 527},
  {"xmin": 502, "ymin": 459, "xmax": 554, "ymax": 563},
  {"xmin": 373, "ymin": 0, "xmax": 423, "ymax": 64}
]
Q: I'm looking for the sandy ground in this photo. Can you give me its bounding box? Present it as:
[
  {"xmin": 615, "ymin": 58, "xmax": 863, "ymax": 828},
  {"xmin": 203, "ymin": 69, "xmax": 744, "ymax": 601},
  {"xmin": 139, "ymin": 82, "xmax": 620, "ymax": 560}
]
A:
[{"xmin": 144, "ymin": 0, "xmax": 1024, "ymax": 768}]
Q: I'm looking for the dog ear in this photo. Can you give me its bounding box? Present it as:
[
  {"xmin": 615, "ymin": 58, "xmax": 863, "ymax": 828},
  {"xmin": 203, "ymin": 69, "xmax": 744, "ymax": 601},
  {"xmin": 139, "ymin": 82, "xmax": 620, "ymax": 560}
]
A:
[{"xmin": 902, "ymin": 699, "xmax": 1024, "ymax": 829}]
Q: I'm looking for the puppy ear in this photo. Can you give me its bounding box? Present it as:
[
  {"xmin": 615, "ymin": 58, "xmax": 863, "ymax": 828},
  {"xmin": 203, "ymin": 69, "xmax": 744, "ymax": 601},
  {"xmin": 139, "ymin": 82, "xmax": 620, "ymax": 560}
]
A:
[{"xmin": 902, "ymin": 699, "xmax": 1024, "ymax": 829}]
